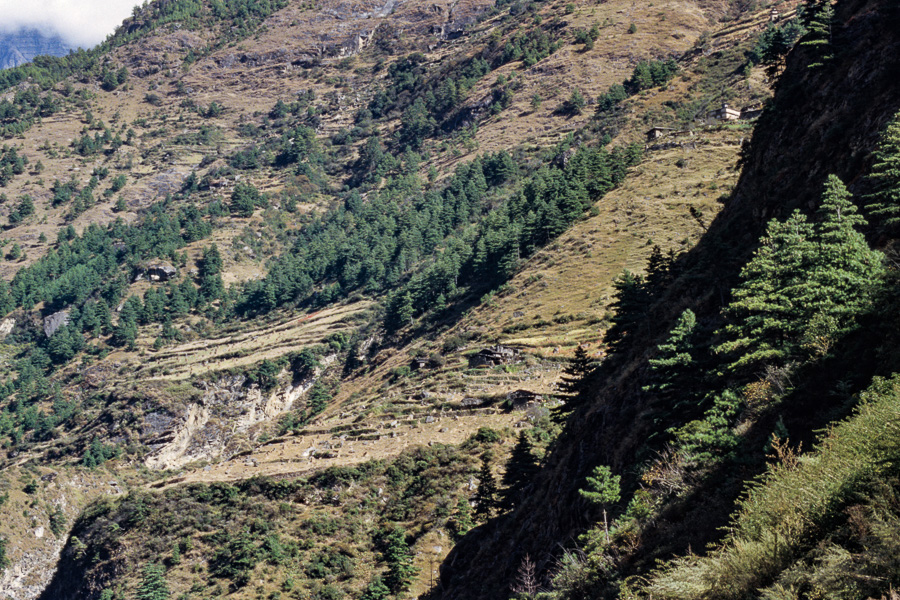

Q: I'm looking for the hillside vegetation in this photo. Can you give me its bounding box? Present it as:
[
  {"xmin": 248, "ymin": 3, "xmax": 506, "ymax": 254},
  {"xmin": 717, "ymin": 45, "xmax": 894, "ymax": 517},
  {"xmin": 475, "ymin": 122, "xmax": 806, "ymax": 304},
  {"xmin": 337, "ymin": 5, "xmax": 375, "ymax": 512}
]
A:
[{"xmin": 4, "ymin": 0, "xmax": 900, "ymax": 599}]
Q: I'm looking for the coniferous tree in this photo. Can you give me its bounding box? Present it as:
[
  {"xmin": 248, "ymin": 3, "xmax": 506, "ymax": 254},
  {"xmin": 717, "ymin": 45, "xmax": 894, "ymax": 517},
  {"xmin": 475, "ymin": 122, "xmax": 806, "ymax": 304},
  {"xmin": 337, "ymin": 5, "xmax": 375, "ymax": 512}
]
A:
[
  {"xmin": 799, "ymin": 175, "xmax": 883, "ymax": 354},
  {"xmin": 556, "ymin": 345, "xmax": 596, "ymax": 405},
  {"xmin": 605, "ymin": 269, "xmax": 649, "ymax": 350},
  {"xmin": 135, "ymin": 563, "xmax": 169, "ymax": 600},
  {"xmin": 382, "ymin": 529, "xmax": 418, "ymax": 594},
  {"xmin": 474, "ymin": 453, "xmax": 499, "ymax": 519},
  {"xmin": 643, "ymin": 309, "xmax": 698, "ymax": 401},
  {"xmin": 865, "ymin": 110, "xmax": 900, "ymax": 227},
  {"xmin": 644, "ymin": 245, "xmax": 677, "ymax": 296},
  {"xmin": 500, "ymin": 432, "xmax": 539, "ymax": 510},
  {"xmin": 716, "ymin": 176, "xmax": 883, "ymax": 372},
  {"xmin": 801, "ymin": 0, "xmax": 835, "ymax": 68},
  {"xmin": 578, "ymin": 465, "xmax": 621, "ymax": 543},
  {"xmin": 199, "ymin": 244, "xmax": 225, "ymax": 301},
  {"xmin": 450, "ymin": 497, "xmax": 475, "ymax": 540},
  {"xmin": 715, "ymin": 210, "xmax": 816, "ymax": 372},
  {"xmin": 361, "ymin": 576, "xmax": 390, "ymax": 600}
]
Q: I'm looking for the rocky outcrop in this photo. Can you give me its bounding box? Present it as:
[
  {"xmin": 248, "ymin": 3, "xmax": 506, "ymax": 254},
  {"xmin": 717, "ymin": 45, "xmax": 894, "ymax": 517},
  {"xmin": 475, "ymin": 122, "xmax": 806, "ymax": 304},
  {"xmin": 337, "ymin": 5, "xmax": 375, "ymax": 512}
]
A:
[
  {"xmin": 144, "ymin": 355, "xmax": 337, "ymax": 471},
  {"xmin": 42, "ymin": 310, "xmax": 70, "ymax": 338}
]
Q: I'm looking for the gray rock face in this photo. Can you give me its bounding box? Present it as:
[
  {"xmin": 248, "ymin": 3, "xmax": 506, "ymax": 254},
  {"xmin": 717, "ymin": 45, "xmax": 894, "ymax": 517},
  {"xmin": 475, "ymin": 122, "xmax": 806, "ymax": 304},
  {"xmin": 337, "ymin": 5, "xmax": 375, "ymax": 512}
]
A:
[
  {"xmin": 42, "ymin": 310, "xmax": 70, "ymax": 338},
  {"xmin": 0, "ymin": 28, "xmax": 73, "ymax": 70}
]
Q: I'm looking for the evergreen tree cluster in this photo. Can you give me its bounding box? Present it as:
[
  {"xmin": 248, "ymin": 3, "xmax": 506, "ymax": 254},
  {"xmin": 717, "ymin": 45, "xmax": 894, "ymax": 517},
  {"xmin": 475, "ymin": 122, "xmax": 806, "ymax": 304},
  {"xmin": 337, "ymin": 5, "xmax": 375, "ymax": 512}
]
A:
[
  {"xmin": 2, "ymin": 198, "xmax": 213, "ymax": 316},
  {"xmin": 0, "ymin": 145, "xmax": 28, "ymax": 186},
  {"xmin": 7, "ymin": 195, "xmax": 34, "ymax": 226},
  {"xmin": 745, "ymin": 19, "xmax": 806, "ymax": 73},
  {"xmin": 715, "ymin": 176, "xmax": 883, "ymax": 373},
  {"xmin": 383, "ymin": 143, "xmax": 641, "ymax": 330},
  {"xmin": 604, "ymin": 245, "xmax": 679, "ymax": 352},
  {"xmin": 82, "ymin": 436, "xmax": 121, "ymax": 468},
  {"xmin": 0, "ymin": 85, "xmax": 65, "ymax": 138},
  {"xmin": 365, "ymin": 51, "xmax": 492, "ymax": 144},
  {"xmin": 362, "ymin": 16, "xmax": 561, "ymax": 146},
  {"xmin": 596, "ymin": 58, "xmax": 679, "ymax": 114}
]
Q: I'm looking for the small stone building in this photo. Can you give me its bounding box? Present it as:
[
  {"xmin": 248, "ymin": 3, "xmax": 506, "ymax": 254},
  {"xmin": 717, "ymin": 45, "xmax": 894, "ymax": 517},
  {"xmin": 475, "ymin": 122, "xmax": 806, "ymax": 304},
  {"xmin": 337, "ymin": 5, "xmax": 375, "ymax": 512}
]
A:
[
  {"xmin": 645, "ymin": 127, "xmax": 673, "ymax": 143},
  {"xmin": 469, "ymin": 345, "xmax": 520, "ymax": 368},
  {"xmin": 709, "ymin": 103, "xmax": 741, "ymax": 121}
]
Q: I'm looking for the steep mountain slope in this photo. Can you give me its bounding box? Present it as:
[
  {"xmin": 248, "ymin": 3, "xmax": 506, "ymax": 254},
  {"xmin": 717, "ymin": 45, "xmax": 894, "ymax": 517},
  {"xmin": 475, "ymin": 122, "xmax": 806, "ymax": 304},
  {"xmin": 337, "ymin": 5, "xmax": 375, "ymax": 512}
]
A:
[
  {"xmin": 0, "ymin": 0, "xmax": 828, "ymax": 598},
  {"xmin": 442, "ymin": 0, "xmax": 900, "ymax": 598}
]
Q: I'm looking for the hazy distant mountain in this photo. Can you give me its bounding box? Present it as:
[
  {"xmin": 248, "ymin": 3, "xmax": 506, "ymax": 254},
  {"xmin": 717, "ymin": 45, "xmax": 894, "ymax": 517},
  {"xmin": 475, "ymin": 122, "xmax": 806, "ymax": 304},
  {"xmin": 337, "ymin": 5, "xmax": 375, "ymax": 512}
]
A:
[{"xmin": 0, "ymin": 28, "xmax": 72, "ymax": 69}]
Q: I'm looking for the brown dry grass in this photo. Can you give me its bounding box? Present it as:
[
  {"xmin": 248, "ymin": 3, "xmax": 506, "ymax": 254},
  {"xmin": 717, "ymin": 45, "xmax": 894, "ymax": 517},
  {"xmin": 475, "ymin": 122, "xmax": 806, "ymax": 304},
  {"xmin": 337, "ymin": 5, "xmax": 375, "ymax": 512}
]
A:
[{"xmin": 108, "ymin": 300, "xmax": 373, "ymax": 381}]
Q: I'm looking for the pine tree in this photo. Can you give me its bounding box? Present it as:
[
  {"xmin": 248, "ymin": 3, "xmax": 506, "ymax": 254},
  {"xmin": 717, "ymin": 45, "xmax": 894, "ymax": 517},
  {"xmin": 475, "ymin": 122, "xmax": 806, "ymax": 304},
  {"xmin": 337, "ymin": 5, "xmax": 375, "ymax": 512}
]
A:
[
  {"xmin": 800, "ymin": 0, "xmax": 834, "ymax": 68},
  {"xmin": 716, "ymin": 176, "xmax": 883, "ymax": 372},
  {"xmin": 644, "ymin": 245, "xmax": 676, "ymax": 295},
  {"xmin": 382, "ymin": 529, "xmax": 418, "ymax": 594},
  {"xmin": 134, "ymin": 563, "xmax": 169, "ymax": 600},
  {"xmin": 643, "ymin": 309, "xmax": 699, "ymax": 403},
  {"xmin": 605, "ymin": 269, "xmax": 649, "ymax": 350},
  {"xmin": 474, "ymin": 453, "xmax": 498, "ymax": 519},
  {"xmin": 500, "ymin": 432, "xmax": 539, "ymax": 510},
  {"xmin": 556, "ymin": 345, "xmax": 596, "ymax": 405},
  {"xmin": 450, "ymin": 498, "xmax": 475, "ymax": 540},
  {"xmin": 361, "ymin": 576, "xmax": 391, "ymax": 600},
  {"xmin": 799, "ymin": 175, "xmax": 884, "ymax": 354},
  {"xmin": 715, "ymin": 210, "xmax": 817, "ymax": 372},
  {"xmin": 578, "ymin": 465, "xmax": 621, "ymax": 543},
  {"xmin": 865, "ymin": 110, "xmax": 900, "ymax": 227},
  {"xmin": 0, "ymin": 536, "xmax": 9, "ymax": 572}
]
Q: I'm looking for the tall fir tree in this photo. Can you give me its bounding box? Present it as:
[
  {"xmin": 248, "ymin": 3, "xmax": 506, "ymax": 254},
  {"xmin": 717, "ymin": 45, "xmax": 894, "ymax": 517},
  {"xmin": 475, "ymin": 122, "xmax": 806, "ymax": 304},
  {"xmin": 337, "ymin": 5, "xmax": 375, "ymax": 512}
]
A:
[
  {"xmin": 800, "ymin": 0, "xmax": 835, "ymax": 68},
  {"xmin": 865, "ymin": 110, "xmax": 900, "ymax": 227},
  {"xmin": 799, "ymin": 175, "xmax": 884, "ymax": 355},
  {"xmin": 450, "ymin": 497, "xmax": 475, "ymax": 540},
  {"xmin": 643, "ymin": 309, "xmax": 699, "ymax": 403},
  {"xmin": 382, "ymin": 529, "xmax": 419, "ymax": 594},
  {"xmin": 644, "ymin": 244, "xmax": 676, "ymax": 295},
  {"xmin": 605, "ymin": 269, "xmax": 649, "ymax": 350},
  {"xmin": 134, "ymin": 563, "xmax": 169, "ymax": 600},
  {"xmin": 577, "ymin": 465, "xmax": 621, "ymax": 543},
  {"xmin": 500, "ymin": 432, "xmax": 539, "ymax": 510},
  {"xmin": 556, "ymin": 345, "xmax": 596, "ymax": 405},
  {"xmin": 474, "ymin": 453, "xmax": 499, "ymax": 520},
  {"xmin": 715, "ymin": 210, "xmax": 817, "ymax": 372}
]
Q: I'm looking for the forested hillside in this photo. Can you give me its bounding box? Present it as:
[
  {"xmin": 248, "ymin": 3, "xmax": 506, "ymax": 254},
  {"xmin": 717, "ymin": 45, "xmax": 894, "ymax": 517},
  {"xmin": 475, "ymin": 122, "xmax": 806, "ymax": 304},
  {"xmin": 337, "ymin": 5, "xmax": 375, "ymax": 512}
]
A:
[
  {"xmin": 443, "ymin": 0, "xmax": 900, "ymax": 598},
  {"xmin": 2, "ymin": 0, "xmax": 898, "ymax": 599}
]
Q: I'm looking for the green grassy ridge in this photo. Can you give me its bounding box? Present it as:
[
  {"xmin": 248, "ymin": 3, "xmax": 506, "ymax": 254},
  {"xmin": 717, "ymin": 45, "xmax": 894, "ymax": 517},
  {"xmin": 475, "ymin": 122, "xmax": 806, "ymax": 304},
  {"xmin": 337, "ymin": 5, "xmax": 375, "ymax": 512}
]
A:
[{"xmin": 639, "ymin": 374, "xmax": 900, "ymax": 600}]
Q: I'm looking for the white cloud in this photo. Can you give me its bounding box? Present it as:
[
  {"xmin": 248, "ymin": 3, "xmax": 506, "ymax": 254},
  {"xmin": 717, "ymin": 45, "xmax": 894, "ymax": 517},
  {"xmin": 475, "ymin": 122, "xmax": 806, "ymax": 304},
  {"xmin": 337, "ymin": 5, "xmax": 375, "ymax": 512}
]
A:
[{"xmin": 0, "ymin": 0, "xmax": 143, "ymax": 48}]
